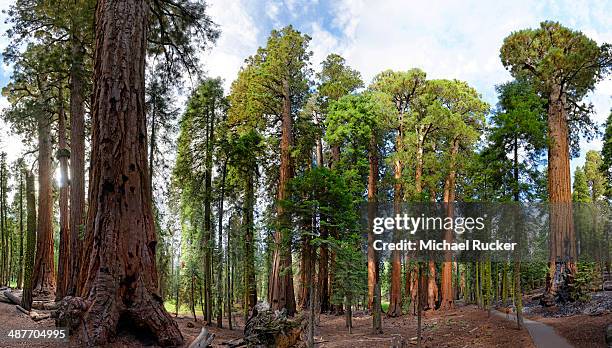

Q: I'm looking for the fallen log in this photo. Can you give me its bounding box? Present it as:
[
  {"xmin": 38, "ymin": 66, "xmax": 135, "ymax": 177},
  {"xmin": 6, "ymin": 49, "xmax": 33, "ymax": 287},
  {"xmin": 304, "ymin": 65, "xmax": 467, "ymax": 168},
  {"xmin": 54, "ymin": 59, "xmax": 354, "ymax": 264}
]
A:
[
  {"xmin": 32, "ymin": 301, "xmax": 60, "ymax": 310},
  {"xmin": 242, "ymin": 308, "xmax": 303, "ymax": 348},
  {"xmin": 0, "ymin": 294, "xmax": 12, "ymax": 304},
  {"xmin": 3, "ymin": 290, "xmax": 21, "ymax": 305},
  {"xmin": 2, "ymin": 291, "xmax": 59, "ymax": 310},
  {"xmin": 221, "ymin": 337, "xmax": 246, "ymax": 347},
  {"xmin": 188, "ymin": 327, "xmax": 215, "ymax": 348}
]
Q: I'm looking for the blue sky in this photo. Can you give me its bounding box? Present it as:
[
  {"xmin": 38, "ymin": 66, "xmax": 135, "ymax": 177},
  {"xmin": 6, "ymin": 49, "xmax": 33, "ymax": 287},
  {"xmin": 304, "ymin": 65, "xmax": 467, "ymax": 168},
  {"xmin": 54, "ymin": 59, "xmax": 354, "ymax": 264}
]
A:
[{"xmin": 1, "ymin": 0, "xmax": 611, "ymax": 175}]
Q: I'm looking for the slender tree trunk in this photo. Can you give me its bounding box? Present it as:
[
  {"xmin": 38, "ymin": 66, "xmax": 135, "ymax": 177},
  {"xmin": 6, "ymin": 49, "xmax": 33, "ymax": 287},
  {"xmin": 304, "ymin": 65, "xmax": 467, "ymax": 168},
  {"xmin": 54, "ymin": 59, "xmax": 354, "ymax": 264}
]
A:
[
  {"xmin": 367, "ymin": 135, "xmax": 379, "ymax": 310},
  {"xmin": 299, "ymin": 234, "xmax": 312, "ymax": 309},
  {"xmin": 216, "ymin": 160, "xmax": 227, "ymax": 328},
  {"xmin": 0, "ymin": 155, "xmax": 5, "ymax": 286},
  {"xmin": 388, "ymin": 162, "xmax": 402, "ymax": 317},
  {"xmin": 203, "ymin": 101, "xmax": 216, "ymax": 324},
  {"xmin": 32, "ymin": 114, "xmax": 56, "ymax": 298},
  {"xmin": 62, "ymin": 1, "xmax": 183, "ymax": 345},
  {"xmin": 21, "ymin": 170, "xmax": 37, "ymax": 310},
  {"xmin": 191, "ymin": 273, "xmax": 197, "ymax": 322},
  {"xmin": 226, "ymin": 217, "xmax": 232, "ymax": 330},
  {"xmin": 543, "ymin": 84, "xmax": 576, "ymax": 306},
  {"xmin": 57, "ymin": 86, "xmax": 71, "ymax": 301},
  {"xmin": 389, "ymin": 117, "xmax": 404, "ymax": 317},
  {"xmin": 68, "ymin": 25, "xmax": 86, "ymax": 297},
  {"xmin": 244, "ymin": 169, "xmax": 257, "ymax": 314},
  {"xmin": 318, "ymin": 226, "xmax": 329, "ymax": 313},
  {"xmin": 175, "ymin": 249, "xmax": 181, "ymax": 317},
  {"xmin": 269, "ymin": 80, "xmax": 296, "ymax": 315},
  {"xmin": 17, "ymin": 164, "xmax": 24, "ymax": 289}
]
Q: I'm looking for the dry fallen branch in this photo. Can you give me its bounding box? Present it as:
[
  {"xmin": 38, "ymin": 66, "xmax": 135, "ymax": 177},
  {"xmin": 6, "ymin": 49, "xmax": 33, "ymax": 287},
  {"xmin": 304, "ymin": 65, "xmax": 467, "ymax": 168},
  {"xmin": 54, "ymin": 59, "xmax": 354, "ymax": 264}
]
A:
[
  {"xmin": 221, "ymin": 337, "xmax": 246, "ymax": 347},
  {"xmin": 16, "ymin": 305, "xmax": 29, "ymax": 315},
  {"xmin": 188, "ymin": 327, "xmax": 215, "ymax": 348}
]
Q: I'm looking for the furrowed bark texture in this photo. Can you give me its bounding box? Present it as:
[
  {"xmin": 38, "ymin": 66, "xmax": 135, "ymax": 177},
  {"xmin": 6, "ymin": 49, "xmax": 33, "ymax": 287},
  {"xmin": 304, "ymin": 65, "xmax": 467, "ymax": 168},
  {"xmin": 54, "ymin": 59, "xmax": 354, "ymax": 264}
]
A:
[
  {"xmin": 268, "ymin": 80, "xmax": 296, "ymax": 315},
  {"xmin": 57, "ymin": 87, "xmax": 70, "ymax": 301},
  {"xmin": 21, "ymin": 171, "xmax": 37, "ymax": 311},
  {"xmin": 32, "ymin": 115, "xmax": 56, "ymax": 298},
  {"xmin": 67, "ymin": 27, "xmax": 87, "ymax": 297},
  {"xmin": 440, "ymin": 138, "xmax": 459, "ymax": 310},
  {"xmin": 68, "ymin": 0, "xmax": 183, "ymax": 345},
  {"xmin": 543, "ymin": 84, "xmax": 576, "ymax": 305}
]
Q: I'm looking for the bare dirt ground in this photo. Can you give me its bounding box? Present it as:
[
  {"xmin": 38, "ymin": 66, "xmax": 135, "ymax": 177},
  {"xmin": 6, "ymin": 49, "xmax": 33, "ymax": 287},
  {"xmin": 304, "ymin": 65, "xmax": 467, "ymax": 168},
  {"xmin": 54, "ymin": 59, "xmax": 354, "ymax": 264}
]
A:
[
  {"xmin": 537, "ymin": 314, "xmax": 611, "ymax": 348},
  {"xmin": 0, "ymin": 301, "xmax": 535, "ymax": 348}
]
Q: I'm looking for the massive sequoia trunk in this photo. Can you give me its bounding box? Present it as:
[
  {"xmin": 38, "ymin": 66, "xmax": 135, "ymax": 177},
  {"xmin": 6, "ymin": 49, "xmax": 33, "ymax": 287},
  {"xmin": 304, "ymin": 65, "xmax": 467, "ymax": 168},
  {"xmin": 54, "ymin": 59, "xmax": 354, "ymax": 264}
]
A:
[
  {"xmin": 542, "ymin": 84, "xmax": 576, "ymax": 305},
  {"xmin": 440, "ymin": 138, "xmax": 459, "ymax": 310},
  {"xmin": 32, "ymin": 115, "xmax": 56, "ymax": 298},
  {"xmin": 57, "ymin": 87, "xmax": 71, "ymax": 301},
  {"xmin": 268, "ymin": 81, "xmax": 296, "ymax": 315},
  {"xmin": 59, "ymin": 0, "xmax": 183, "ymax": 345},
  {"xmin": 67, "ymin": 27, "xmax": 87, "ymax": 297}
]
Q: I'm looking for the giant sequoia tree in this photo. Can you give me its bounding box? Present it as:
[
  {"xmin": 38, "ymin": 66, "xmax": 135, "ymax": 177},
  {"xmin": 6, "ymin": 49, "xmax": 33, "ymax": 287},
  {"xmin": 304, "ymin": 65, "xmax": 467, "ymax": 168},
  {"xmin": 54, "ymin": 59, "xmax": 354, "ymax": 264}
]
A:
[
  {"xmin": 59, "ymin": 0, "xmax": 182, "ymax": 345},
  {"xmin": 500, "ymin": 21, "xmax": 611, "ymax": 305},
  {"xmin": 244, "ymin": 26, "xmax": 311, "ymax": 315}
]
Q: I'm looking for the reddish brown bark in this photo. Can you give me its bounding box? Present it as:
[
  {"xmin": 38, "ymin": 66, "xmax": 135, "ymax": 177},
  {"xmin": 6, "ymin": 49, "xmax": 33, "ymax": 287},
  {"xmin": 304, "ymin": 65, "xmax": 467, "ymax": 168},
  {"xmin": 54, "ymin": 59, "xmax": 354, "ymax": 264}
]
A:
[
  {"xmin": 61, "ymin": 0, "xmax": 183, "ymax": 345},
  {"xmin": 440, "ymin": 138, "xmax": 459, "ymax": 310},
  {"xmin": 542, "ymin": 84, "xmax": 576, "ymax": 305},
  {"xmin": 426, "ymin": 260, "xmax": 438, "ymax": 310},
  {"xmin": 367, "ymin": 135, "xmax": 379, "ymax": 310},
  {"xmin": 268, "ymin": 80, "xmax": 296, "ymax": 315},
  {"xmin": 56, "ymin": 86, "xmax": 70, "ymax": 301},
  {"xmin": 67, "ymin": 28, "xmax": 86, "ymax": 297},
  {"xmin": 32, "ymin": 114, "xmax": 56, "ymax": 299},
  {"xmin": 21, "ymin": 170, "xmax": 36, "ymax": 311},
  {"xmin": 298, "ymin": 234, "xmax": 312, "ymax": 309},
  {"xmin": 388, "ymin": 157, "xmax": 403, "ymax": 317}
]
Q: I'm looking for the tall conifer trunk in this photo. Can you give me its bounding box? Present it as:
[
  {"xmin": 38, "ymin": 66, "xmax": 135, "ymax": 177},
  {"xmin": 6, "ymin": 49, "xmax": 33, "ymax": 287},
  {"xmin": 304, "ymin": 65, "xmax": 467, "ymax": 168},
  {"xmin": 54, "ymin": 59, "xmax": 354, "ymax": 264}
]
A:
[
  {"xmin": 269, "ymin": 81, "xmax": 296, "ymax": 315},
  {"xmin": 440, "ymin": 138, "xmax": 459, "ymax": 310},
  {"xmin": 367, "ymin": 135, "xmax": 379, "ymax": 310},
  {"xmin": 57, "ymin": 86, "xmax": 71, "ymax": 301},
  {"xmin": 67, "ymin": 26, "xmax": 86, "ymax": 297},
  {"xmin": 542, "ymin": 84, "xmax": 576, "ymax": 305},
  {"xmin": 21, "ymin": 170, "xmax": 37, "ymax": 311},
  {"xmin": 58, "ymin": 0, "xmax": 183, "ymax": 345},
  {"xmin": 32, "ymin": 113, "xmax": 56, "ymax": 298}
]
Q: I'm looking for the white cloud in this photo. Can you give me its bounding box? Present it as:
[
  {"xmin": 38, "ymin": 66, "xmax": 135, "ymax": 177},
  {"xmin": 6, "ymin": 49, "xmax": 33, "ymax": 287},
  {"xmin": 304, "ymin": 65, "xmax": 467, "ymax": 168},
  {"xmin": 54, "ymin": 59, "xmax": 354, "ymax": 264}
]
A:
[{"xmin": 200, "ymin": 0, "xmax": 261, "ymax": 92}]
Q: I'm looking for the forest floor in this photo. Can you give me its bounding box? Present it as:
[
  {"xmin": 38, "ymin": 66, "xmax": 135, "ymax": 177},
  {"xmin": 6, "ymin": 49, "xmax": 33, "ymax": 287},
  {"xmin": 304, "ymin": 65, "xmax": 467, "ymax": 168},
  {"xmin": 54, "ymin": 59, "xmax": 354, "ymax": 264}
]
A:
[{"xmin": 1, "ymin": 294, "xmax": 609, "ymax": 347}]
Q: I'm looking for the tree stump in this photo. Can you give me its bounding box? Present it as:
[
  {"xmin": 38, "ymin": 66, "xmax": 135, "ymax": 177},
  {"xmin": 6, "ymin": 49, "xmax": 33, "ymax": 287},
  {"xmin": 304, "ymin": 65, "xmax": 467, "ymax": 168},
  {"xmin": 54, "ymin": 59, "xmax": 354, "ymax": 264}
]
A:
[{"xmin": 243, "ymin": 308, "xmax": 303, "ymax": 347}]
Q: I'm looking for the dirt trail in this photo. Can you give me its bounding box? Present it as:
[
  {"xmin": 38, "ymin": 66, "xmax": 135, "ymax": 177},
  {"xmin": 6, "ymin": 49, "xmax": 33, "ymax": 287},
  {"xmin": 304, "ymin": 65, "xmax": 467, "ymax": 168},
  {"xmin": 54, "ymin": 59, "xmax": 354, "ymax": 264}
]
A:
[{"xmin": 492, "ymin": 309, "xmax": 573, "ymax": 348}]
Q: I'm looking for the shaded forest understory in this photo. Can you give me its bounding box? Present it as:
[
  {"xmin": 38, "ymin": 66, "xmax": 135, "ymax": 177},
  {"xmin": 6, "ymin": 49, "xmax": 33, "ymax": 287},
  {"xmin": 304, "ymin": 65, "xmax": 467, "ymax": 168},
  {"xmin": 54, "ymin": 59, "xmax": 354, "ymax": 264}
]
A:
[{"xmin": 0, "ymin": 0, "xmax": 611, "ymax": 347}]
